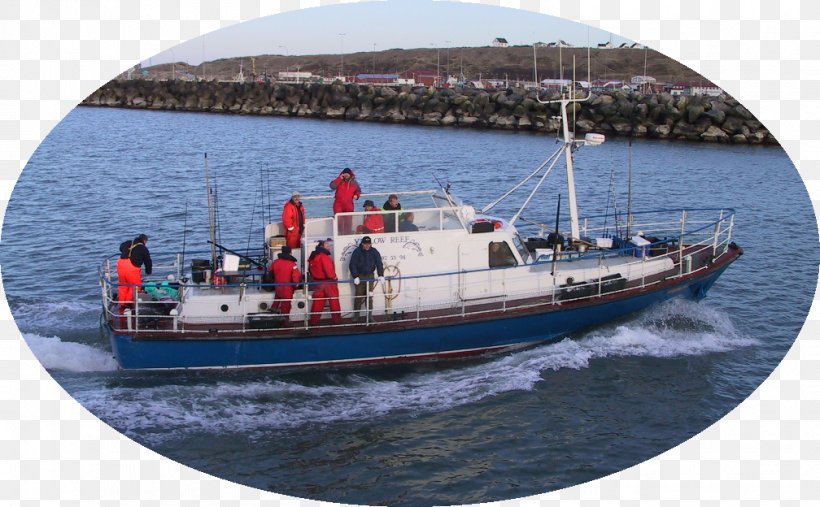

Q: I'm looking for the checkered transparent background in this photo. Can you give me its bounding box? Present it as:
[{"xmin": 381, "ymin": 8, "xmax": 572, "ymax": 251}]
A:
[{"xmin": 2, "ymin": 0, "xmax": 818, "ymax": 505}]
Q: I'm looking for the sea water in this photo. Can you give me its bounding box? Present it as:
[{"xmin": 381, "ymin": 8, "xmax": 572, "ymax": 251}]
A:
[{"xmin": 1, "ymin": 106, "xmax": 816, "ymax": 506}]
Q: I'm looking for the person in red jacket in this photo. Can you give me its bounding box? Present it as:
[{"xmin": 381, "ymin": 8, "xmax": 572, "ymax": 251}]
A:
[
  {"xmin": 282, "ymin": 191, "xmax": 306, "ymax": 249},
  {"xmin": 117, "ymin": 234, "xmax": 152, "ymax": 312},
  {"xmin": 307, "ymin": 239, "xmax": 342, "ymax": 325},
  {"xmin": 361, "ymin": 200, "xmax": 385, "ymax": 234},
  {"xmin": 330, "ymin": 168, "xmax": 361, "ymax": 235},
  {"xmin": 270, "ymin": 246, "xmax": 302, "ymax": 318}
]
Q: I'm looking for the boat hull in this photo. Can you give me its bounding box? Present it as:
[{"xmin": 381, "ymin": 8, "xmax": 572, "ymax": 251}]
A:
[{"xmin": 105, "ymin": 259, "xmax": 736, "ymax": 370}]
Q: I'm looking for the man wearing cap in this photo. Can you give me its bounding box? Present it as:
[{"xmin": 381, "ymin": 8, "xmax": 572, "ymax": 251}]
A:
[
  {"xmin": 307, "ymin": 239, "xmax": 342, "ymax": 325},
  {"xmin": 269, "ymin": 245, "xmax": 302, "ymax": 318},
  {"xmin": 361, "ymin": 200, "xmax": 385, "ymax": 234},
  {"xmin": 117, "ymin": 234, "xmax": 152, "ymax": 312},
  {"xmin": 282, "ymin": 191, "xmax": 306, "ymax": 249},
  {"xmin": 348, "ymin": 236, "xmax": 385, "ymax": 322},
  {"xmin": 330, "ymin": 168, "xmax": 361, "ymax": 235}
]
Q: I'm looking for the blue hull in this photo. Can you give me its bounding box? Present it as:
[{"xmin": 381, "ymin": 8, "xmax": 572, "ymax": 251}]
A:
[{"xmin": 106, "ymin": 262, "xmax": 734, "ymax": 370}]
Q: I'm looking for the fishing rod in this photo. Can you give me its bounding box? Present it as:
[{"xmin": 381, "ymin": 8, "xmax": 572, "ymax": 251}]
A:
[
  {"xmin": 551, "ymin": 194, "xmax": 561, "ymax": 277},
  {"xmin": 204, "ymin": 153, "xmax": 218, "ymax": 270},
  {"xmin": 180, "ymin": 199, "xmax": 189, "ymax": 277},
  {"xmin": 245, "ymin": 184, "xmax": 260, "ymax": 258},
  {"xmin": 626, "ymin": 138, "xmax": 633, "ymax": 238},
  {"xmin": 602, "ymin": 167, "xmax": 616, "ymax": 237}
]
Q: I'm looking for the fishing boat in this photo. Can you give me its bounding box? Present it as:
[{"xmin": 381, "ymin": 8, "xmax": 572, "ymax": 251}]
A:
[{"xmin": 98, "ymin": 88, "xmax": 742, "ymax": 370}]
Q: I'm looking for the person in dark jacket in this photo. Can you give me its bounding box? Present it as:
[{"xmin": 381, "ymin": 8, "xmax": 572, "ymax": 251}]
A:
[
  {"xmin": 117, "ymin": 234, "xmax": 152, "ymax": 311},
  {"xmin": 398, "ymin": 212, "xmax": 419, "ymax": 232},
  {"xmin": 382, "ymin": 194, "xmax": 401, "ymax": 233},
  {"xmin": 307, "ymin": 239, "xmax": 341, "ymax": 325},
  {"xmin": 348, "ymin": 236, "xmax": 384, "ymax": 321},
  {"xmin": 270, "ymin": 246, "xmax": 301, "ymax": 318}
]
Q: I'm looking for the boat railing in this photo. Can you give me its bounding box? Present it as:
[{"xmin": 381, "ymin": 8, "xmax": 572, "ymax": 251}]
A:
[{"xmin": 100, "ymin": 207, "xmax": 736, "ymax": 334}]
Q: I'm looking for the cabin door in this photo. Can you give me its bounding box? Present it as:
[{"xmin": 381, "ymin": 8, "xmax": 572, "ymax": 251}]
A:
[{"xmin": 458, "ymin": 243, "xmax": 501, "ymax": 300}]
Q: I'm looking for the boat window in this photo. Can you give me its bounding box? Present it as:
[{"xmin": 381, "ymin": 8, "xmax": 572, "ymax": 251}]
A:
[
  {"xmin": 441, "ymin": 209, "xmax": 465, "ymax": 230},
  {"xmin": 489, "ymin": 241, "xmax": 517, "ymax": 268},
  {"xmin": 407, "ymin": 209, "xmax": 442, "ymax": 231},
  {"xmin": 511, "ymin": 234, "xmax": 530, "ymax": 262}
]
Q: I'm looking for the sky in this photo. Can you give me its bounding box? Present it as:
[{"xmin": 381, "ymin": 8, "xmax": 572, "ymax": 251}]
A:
[{"xmin": 146, "ymin": 0, "xmax": 633, "ymax": 66}]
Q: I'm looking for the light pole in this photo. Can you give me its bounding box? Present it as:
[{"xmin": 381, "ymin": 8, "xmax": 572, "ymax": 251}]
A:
[
  {"xmin": 445, "ymin": 40, "xmax": 452, "ymax": 84},
  {"xmin": 338, "ymin": 33, "xmax": 346, "ymax": 81},
  {"xmin": 372, "ymin": 43, "xmax": 377, "ymax": 74},
  {"xmin": 279, "ymin": 45, "xmax": 289, "ymax": 82},
  {"xmin": 459, "ymin": 47, "xmax": 464, "ymax": 83},
  {"xmin": 430, "ymin": 43, "xmax": 440, "ymax": 87}
]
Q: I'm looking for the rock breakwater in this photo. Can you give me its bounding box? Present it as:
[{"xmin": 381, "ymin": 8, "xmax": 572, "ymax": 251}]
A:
[{"xmin": 82, "ymin": 80, "xmax": 776, "ymax": 145}]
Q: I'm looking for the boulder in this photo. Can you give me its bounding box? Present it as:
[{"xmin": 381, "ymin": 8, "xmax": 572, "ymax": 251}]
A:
[
  {"xmin": 421, "ymin": 112, "xmax": 442, "ymax": 125},
  {"xmin": 441, "ymin": 113, "xmax": 457, "ymax": 126},
  {"xmin": 701, "ymin": 125, "xmax": 729, "ymax": 142}
]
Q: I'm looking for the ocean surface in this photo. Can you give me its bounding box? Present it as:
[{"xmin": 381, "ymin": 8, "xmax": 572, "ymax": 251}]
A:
[{"xmin": 1, "ymin": 106, "xmax": 816, "ymax": 506}]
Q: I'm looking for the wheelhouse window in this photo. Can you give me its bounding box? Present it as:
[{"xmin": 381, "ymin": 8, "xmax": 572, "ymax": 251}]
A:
[{"xmin": 488, "ymin": 241, "xmax": 517, "ymax": 268}]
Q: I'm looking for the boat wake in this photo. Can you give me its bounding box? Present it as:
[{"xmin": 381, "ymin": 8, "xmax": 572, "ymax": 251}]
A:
[
  {"xmin": 10, "ymin": 299, "xmax": 100, "ymax": 334},
  {"xmin": 23, "ymin": 333, "xmax": 118, "ymax": 373},
  {"xmin": 67, "ymin": 300, "xmax": 757, "ymax": 444}
]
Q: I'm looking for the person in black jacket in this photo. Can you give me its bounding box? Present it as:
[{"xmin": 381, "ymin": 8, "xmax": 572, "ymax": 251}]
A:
[
  {"xmin": 382, "ymin": 194, "xmax": 402, "ymax": 233},
  {"xmin": 116, "ymin": 234, "xmax": 152, "ymax": 311},
  {"xmin": 348, "ymin": 236, "xmax": 384, "ymax": 321}
]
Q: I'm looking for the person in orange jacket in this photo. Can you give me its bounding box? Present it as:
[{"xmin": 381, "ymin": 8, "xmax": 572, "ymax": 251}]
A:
[
  {"xmin": 307, "ymin": 239, "xmax": 342, "ymax": 325},
  {"xmin": 270, "ymin": 245, "xmax": 302, "ymax": 318},
  {"xmin": 282, "ymin": 191, "xmax": 306, "ymax": 249},
  {"xmin": 361, "ymin": 200, "xmax": 385, "ymax": 234},
  {"xmin": 117, "ymin": 234, "xmax": 152, "ymax": 312},
  {"xmin": 330, "ymin": 168, "xmax": 361, "ymax": 235}
]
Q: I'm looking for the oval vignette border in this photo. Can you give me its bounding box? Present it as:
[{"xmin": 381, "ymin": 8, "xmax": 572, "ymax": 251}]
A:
[{"xmin": 3, "ymin": 0, "xmax": 818, "ymax": 505}]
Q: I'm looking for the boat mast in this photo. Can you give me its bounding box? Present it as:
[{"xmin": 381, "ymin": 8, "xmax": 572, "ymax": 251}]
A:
[
  {"xmin": 537, "ymin": 50, "xmax": 592, "ymax": 242},
  {"xmin": 561, "ymin": 94, "xmax": 581, "ymax": 241}
]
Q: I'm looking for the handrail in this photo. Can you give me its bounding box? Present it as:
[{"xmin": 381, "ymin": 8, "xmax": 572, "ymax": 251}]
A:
[{"xmin": 101, "ymin": 207, "xmax": 737, "ymax": 335}]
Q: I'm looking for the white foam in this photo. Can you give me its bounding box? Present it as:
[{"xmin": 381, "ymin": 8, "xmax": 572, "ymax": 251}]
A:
[
  {"xmin": 12, "ymin": 300, "xmax": 100, "ymax": 331},
  {"xmin": 24, "ymin": 333, "xmax": 118, "ymax": 373},
  {"xmin": 73, "ymin": 300, "xmax": 757, "ymax": 443}
]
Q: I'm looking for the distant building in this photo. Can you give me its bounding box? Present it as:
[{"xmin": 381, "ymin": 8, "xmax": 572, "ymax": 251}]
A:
[
  {"xmin": 492, "ymin": 38, "xmax": 509, "ymax": 47},
  {"xmin": 667, "ymin": 81, "xmax": 723, "ymax": 97},
  {"xmin": 591, "ymin": 79, "xmax": 629, "ymax": 91},
  {"xmin": 278, "ymin": 71, "xmax": 313, "ymax": 82},
  {"xmin": 630, "ymin": 75, "xmax": 657, "ymax": 85},
  {"xmin": 355, "ymin": 73, "xmax": 400, "ymax": 84},
  {"xmin": 540, "ymin": 78, "xmax": 573, "ymax": 89},
  {"xmin": 547, "ymin": 40, "xmax": 572, "ymax": 48},
  {"xmin": 533, "ymin": 79, "xmax": 590, "ymax": 90},
  {"xmin": 597, "ymin": 41, "xmax": 613, "ymax": 49},
  {"xmin": 533, "ymin": 42, "xmax": 548, "ymax": 48},
  {"xmin": 402, "ymin": 69, "xmax": 439, "ymax": 87}
]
